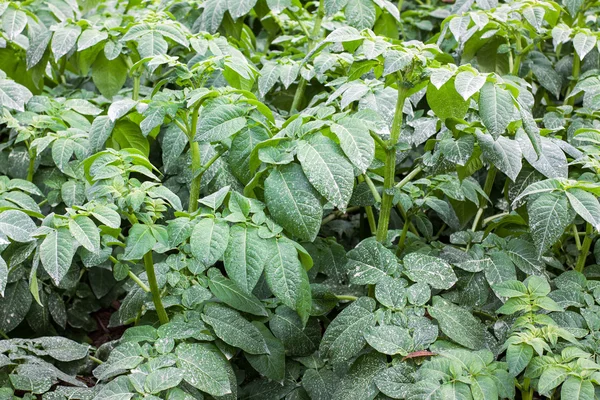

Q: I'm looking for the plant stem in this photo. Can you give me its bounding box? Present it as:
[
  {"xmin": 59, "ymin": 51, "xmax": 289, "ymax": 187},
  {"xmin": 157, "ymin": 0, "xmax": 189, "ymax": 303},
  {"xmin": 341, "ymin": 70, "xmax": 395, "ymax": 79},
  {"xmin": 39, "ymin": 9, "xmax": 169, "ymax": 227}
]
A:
[
  {"xmin": 109, "ymin": 255, "xmax": 151, "ymax": 292},
  {"xmin": 370, "ymin": 131, "xmax": 387, "ymax": 149},
  {"xmin": 576, "ymin": 223, "xmax": 594, "ymax": 272},
  {"xmin": 143, "ymin": 251, "xmax": 169, "ymax": 325},
  {"xmin": 511, "ymin": 33, "xmax": 523, "ymax": 75},
  {"xmin": 357, "ymin": 175, "xmax": 377, "ymax": 234},
  {"xmin": 335, "ymin": 295, "xmax": 358, "ymax": 301},
  {"xmin": 573, "ymin": 224, "xmax": 582, "ymax": 250},
  {"xmin": 364, "ymin": 206, "xmax": 377, "ymax": 235},
  {"xmin": 471, "ymin": 166, "xmax": 497, "ymax": 232},
  {"xmin": 521, "ymin": 378, "xmax": 533, "ymax": 400},
  {"xmin": 566, "ymin": 54, "xmax": 581, "ymax": 107},
  {"xmin": 0, "ymin": 329, "xmax": 8, "ymax": 339},
  {"xmin": 89, "ymin": 355, "xmax": 104, "ymax": 364},
  {"xmin": 396, "ymin": 214, "xmax": 411, "ymax": 256},
  {"xmin": 290, "ymin": 0, "xmax": 324, "ymax": 113},
  {"xmin": 376, "ymin": 82, "xmax": 408, "ymax": 243},
  {"xmin": 128, "ymin": 270, "xmax": 151, "ymax": 293},
  {"xmin": 187, "ymin": 106, "xmax": 201, "ymax": 213},
  {"xmin": 362, "ymin": 174, "xmax": 381, "ymax": 203},
  {"xmin": 132, "ymin": 76, "xmax": 140, "ymax": 101},
  {"xmin": 394, "ymin": 166, "xmax": 422, "ymax": 189},
  {"xmin": 27, "ymin": 149, "xmax": 35, "ymax": 182}
]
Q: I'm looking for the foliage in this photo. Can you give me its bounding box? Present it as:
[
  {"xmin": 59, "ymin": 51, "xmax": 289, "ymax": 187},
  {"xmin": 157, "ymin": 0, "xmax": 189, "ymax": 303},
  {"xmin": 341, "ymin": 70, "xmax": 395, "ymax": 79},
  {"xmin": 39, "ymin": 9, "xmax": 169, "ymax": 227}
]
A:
[{"xmin": 0, "ymin": 0, "xmax": 599, "ymax": 398}]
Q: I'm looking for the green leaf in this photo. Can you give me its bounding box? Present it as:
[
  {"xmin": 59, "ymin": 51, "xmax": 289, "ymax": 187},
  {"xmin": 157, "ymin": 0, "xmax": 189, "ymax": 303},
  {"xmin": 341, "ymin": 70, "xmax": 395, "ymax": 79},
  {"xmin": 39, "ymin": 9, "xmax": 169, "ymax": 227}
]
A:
[
  {"xmin": 476, "ymin": 131, "xmax": 522, "ymax": 181},
  {"xmin": 77, "ymin": 28, "xmax": 108, "ymax": 51},
  {"xmin": 0, "ymin": 280, "xmax": 32, "ymax": 332},
  {"xmin": 69, "ymin": 216, "xmax": 100, "ymax": 254},
  {"xmin": 561, "ymin": 376, "xmax": 594, "ymax": 400},
  {"xmin": 297, "ymin": 135, "xmax": 354, "ymax": 211},
  {"xmin": 505, "ymin": 239, "xmax": 544, "ymax": 275},
  {"xmin": 40, "ymin": 228, "xmax": 75, "ymax": 285},
  {"xmin": 0, "ymin": 78, "xmax": 33, "ymax": 112},
  {"xmin": 223, "ymin": 225, "xmax": 267, "ymax": 294},
  {"xmin": 507, "ymin": 343, "xmax": 533, "ymax": 376},
  {"xmin": 479, "ymin": 82, "xmax": 514, "ymax": 138},
  {"xmin": 265, "ymin": 163, "xmax": 323, "ymax": 242},
  {"xmin": 92, "ymin": 53, "xmax": 128, "ymax": 99},
  {"xmin": 112, "ymin": 120, "xmax": 150, "ymax": 156},
  {"xmin": 528, "ymin": 191, "xmax": 573, "ymax": 258},
  {"xmin": 202, "ymin": 303, "xmax": 269, "ymax": 354},
  {"xmin": 428, "ymin": 296, "xmax": 486, "ymax": 350},
  {"xmin": 0, "ymin": 256, "xmax": 6, "ymax": 296},
  {"xmin": 573, "ymin": 32, "xmax": 596, "ymax": 60},
  {"xmin": 454, "ymin": 71, "xmax": 486, "ymax": 101},
  {"xmin": 264, "ymin": 237, "xmax": 312, "ymax": 324},
  {"xmin": 375, "ymin": 364, "xmax": 414, "ymax": 399},
  {"xmin": 538, "ymin": 365, "xmax": 568, "ymax": 395},
  {"xmin": 2, "ymin": 7, "xmax": 27, "ymax": 40},
  {"xmin": 320, "ymin": 297, "xmax": 376, "ymax": 362},
  {"xmin": 303, "ymin": 368, "xmax": 338, "ymax": 400},
  {"xmin": 190, "ymin": 218, "xmax": 229, "ymax": 267},
  {"xmin": 88, "ymin": 116, "xmax": 115, "ymax": 153},
  {"xmin": 137, "ymin": 31, "xmax": 168, "ymax": 59},
  {"xmin": 440, "ymin": 135, "xmax": 474, "ymax": 166},
  {"xmin": 176, "ymin": 343, "xmax": 232, "ymax": 396},
  {"xmin": 330, "ymin": 117, "xmax": 375, "ymax": 173},
  {"xmin": 207, "ymin": 268, "xmax": 268, "ymax": 316},
  {"xmin": 269, "ymin": 305, "xmax": 321, "ymax": 356},
  {"xmin": 0, "ymin": 210, "xmax": 36, "ymax": 242},
  {"xmin": 364, "ymin": 324, "xmax": 412, "ymax": 355},
  {"xmin": 566, "ymin": 189, "xmax": 600, "ymax": 231},
  {"xmin": 245, "ymin": 322, "xmax": 286, "ymax": 382},
  {"xmin": 332, "ymin": 352, "xmax": 387, "ymax": 400},
  {"xmin": 485, "ymin": 252, "xmax": 517, "ymax": 296},
  {"xmin": 144, "ymin": 367, "xmax": 183, "ymax": 394},
  {"xmin": 427, "ymin": 80, "xmax": 469, "ymax": 121},
  {"xmin": 51, "ymin": 25, "xmax": 81, "ymax": 61},
  {"xmin": 403, "ymin": 253, "xmax": 457, "ymax": 290},
  {"xmin": 33, "ymin": 336, "xmax": 89, "ymax": 361},
  {"xmin": 345, "ymin": 0, "xmax": 376, "ymax": 30},
  {"xmin": 471, "ymin": 375, "xmax": 498, "ymax": 400},
  {"xmin": 375, "ymin": 276, "xmax": 406, "ymax": 310},
  {"xmin": 194, "ymin": 105, "xmax": 246, "ymax": 143},
  {"xmin": 325, "ymin": 0, "xmax": 349, "ymax": 15},
  {"xmin": 26, "ymin": 30, "xmax": 52, "ymax": 69},
  {"xmin": 123, "ymin": 224, "xmax": 156, "ymax": 261},
  {"xmin": 517, "ymin": 132, "xmax": 567, "ymax": 179},
  {"xmin": 347, "ymin": 238, "xmax": 397, "ymax": 285}
]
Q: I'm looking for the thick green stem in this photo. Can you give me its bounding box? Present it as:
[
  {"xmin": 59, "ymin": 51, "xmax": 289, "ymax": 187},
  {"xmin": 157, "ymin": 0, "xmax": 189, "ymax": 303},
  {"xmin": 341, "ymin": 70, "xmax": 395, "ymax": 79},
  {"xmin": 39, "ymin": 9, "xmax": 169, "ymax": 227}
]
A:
[
  {"xmin": 143, "ymin": 251, "xmax": 169, "ymax": 325},
  {"xmin": 576, "ymin": 223, "xmax": 594, "ymax": 272},
  {"xmin": 471, "ymin": 166, "xmax": 497, "ymax": 232},
  {"xmin": 187, "ymin": 106, "xmax": 201, "ymax": 213},
  {"xmin": 511, "ymin": 33, "xmax": 523, "ymax": 75},
  {"xmin": 520, "ymin": 378, "xmax": 533, "ymax": 400},
  {"xmin": 376, "ymin": 82, "xmax": 408, "ymax": 242},
  {"xmin": 132, "ymin": 76, "xmax": 140, "ymax": 101},
  {"xmin": 290, "ymin": 0, "xmax": 324, "ymax": 113},
  {"xmin": 27, "ymin": 148, "xmax": 35, "ymax": 182}
]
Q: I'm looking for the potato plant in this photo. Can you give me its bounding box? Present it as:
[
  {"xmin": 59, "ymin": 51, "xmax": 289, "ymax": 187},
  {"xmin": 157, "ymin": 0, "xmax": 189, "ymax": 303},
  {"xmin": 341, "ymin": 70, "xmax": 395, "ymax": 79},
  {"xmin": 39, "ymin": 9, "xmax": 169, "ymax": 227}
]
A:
[{"xmin": 0, "ymin": 0, "xmax": 599, "ymax": 398}]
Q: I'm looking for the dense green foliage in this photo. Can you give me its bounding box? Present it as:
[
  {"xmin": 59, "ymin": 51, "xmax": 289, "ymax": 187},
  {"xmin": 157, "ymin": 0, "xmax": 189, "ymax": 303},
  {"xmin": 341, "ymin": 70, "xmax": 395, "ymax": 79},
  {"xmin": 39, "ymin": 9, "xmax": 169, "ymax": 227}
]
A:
[{"xmin": 0, "ymin": 0, "xmax": 599, "ymax": 398}]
